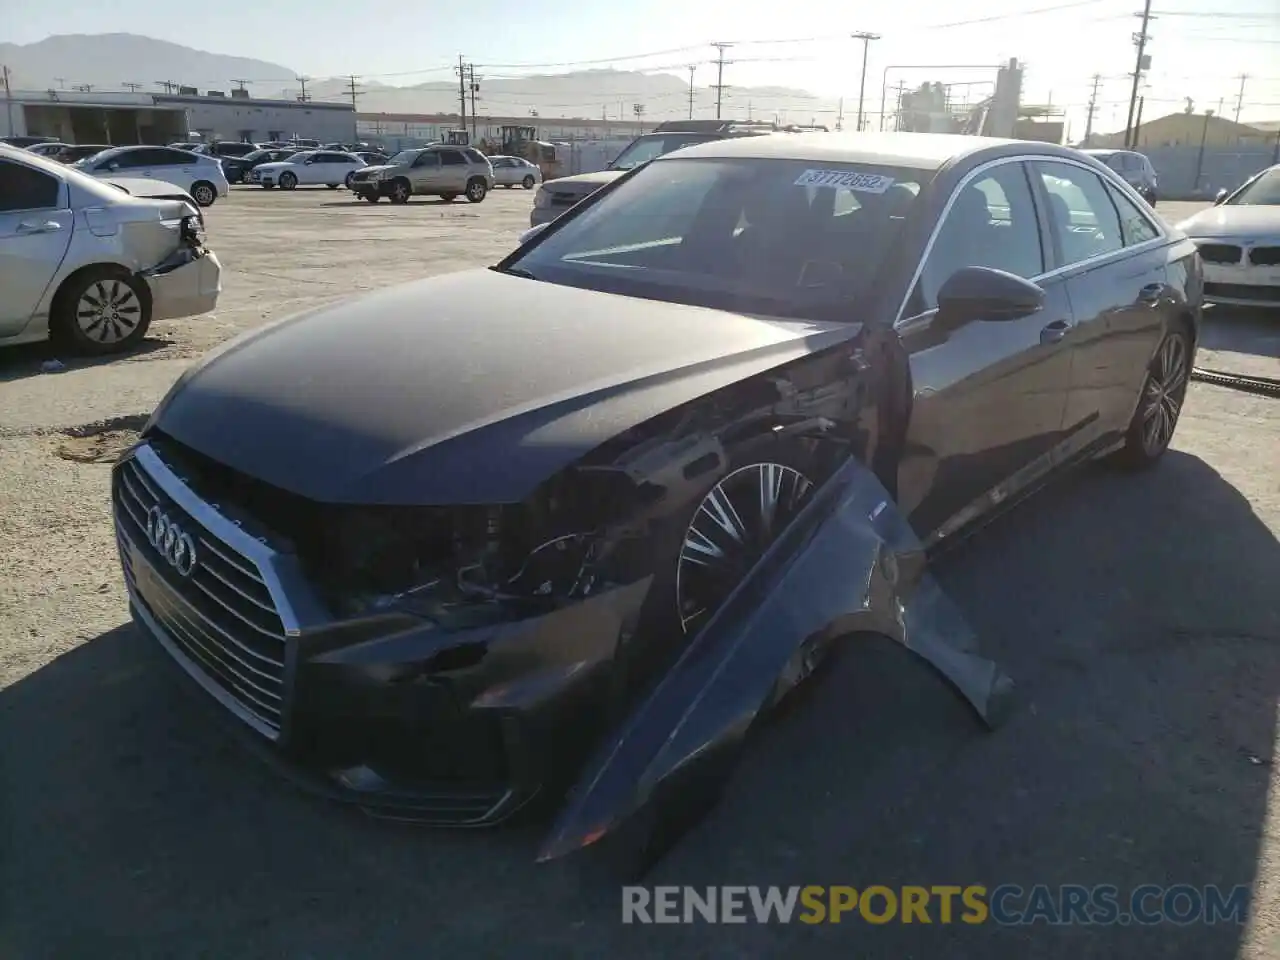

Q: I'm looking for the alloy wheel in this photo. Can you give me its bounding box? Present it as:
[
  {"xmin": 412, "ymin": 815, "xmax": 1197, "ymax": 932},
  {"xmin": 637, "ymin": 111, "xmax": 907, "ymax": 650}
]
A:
[
  {"xmin": 192, "ymin": 183, "xmax": 215, "ymax": 206},
  {"xmin": 76, "ymin": 280, "xmax": 143, "ymax": 343},
  {"xmin": 392, "ymin": 183, "xmax": 409, "ymax": 203},
  {"xmin": 1139, "ymin": 332, "xmax": 1190, "ymax": 456},
  {"xmin": 675, "ymin": 462, "xmax": 813, "ymax": 632}
]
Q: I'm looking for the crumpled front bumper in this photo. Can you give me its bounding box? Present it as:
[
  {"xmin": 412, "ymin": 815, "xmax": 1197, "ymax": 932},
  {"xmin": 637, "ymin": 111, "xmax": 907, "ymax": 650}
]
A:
[{"xmin": 145, "ymin": 250, "xmax": 221, "ymax": 321}]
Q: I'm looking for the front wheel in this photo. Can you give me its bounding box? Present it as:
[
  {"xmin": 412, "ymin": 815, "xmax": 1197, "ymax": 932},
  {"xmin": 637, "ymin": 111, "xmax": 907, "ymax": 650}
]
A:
[
  {"xmin": 465, "ymin": 178, "xmax": 487, "ymax": 203},
  {"xmin": 388, "ymin": 180, "xmax": 411, "ymax": 204},
  {"xmin": 439, "ymin": 192, "xmax": 457, "ymax": 202},
  {"xmin": 522, "ymin": 174, "xmax": 536, "ymax": 189},
  {"xmin": 190, "ymin": 181, "xmax": 217, "ymax": 207},
  {"xmin": 50, "ymin": 267, "xmax": 152, "ymax": 355},
  {"xmin": 363, "ymin": 193, "xmax": 379, "ymax": 203},
  {"xmin": 279, "ymin": 172, "xmax": 298, "ymax": 190},
  {"xmin": 1109, "ymin": 327, "xmax": 1192, "ymax": 469}
]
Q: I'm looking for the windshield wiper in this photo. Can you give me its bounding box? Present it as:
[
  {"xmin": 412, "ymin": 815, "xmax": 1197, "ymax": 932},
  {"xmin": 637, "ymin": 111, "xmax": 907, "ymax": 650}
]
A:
[{"xmin": 492, "ymin": 265, "xmax": 538, "ymax": 280}]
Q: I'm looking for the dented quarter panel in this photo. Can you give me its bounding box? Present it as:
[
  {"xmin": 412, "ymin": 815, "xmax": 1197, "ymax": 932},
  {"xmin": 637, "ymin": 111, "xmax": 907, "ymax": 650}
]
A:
[{"xmin": 537, "ymin": 456, "xmax": 1014, "ymax": 862}]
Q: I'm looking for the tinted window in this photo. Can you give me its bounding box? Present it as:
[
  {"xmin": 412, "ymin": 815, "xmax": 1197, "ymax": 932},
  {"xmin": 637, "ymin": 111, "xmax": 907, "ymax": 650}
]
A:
[
  {"xmin": 216, "ymin": 142, "xmax": 255, "ymax": 157},
  {"xmin": 154, "ymin": 148, "xmax": 197, "ymax": 166},
  {"xmin": 1105, "ymin": 182, "xmax": 1160, "ymax": 245},
  {"xmin": 610, "ymin": 134, "xmax": 716, "ymax": 171},
  {"xmin": 1226, "ymin": 168, "xmax": 1280, "ymax": 206},
  {"xmin": 511, "ymin": 157, "xmax": 924, "ymax": 320},
  {"xmin": 464, "ymin": 149, "xmax": 487, "ymax": 164},
  {"xmin": 1033, "ymin": 161, "xmax": 1123, "ymax": 266},
  {"xmin": 439, "ymin": 150, "xmax": 466, "ymax": 166},
  {"xmin": 0, "ymin": 160, "xmax": 60, "ymax": 211},
  {"xmin": 413, "ymin": 151, "xmax": 439, "ymax": 167},
  {"xmin": 918, "ymin": 162, "xmax": 1044, "ymax": 308}
]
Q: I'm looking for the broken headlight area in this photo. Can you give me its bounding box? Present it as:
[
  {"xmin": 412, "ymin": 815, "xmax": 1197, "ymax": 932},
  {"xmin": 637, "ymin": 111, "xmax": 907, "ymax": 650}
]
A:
[{"xmin": 179, "ymin": 213, "xmax": 205, "ymax": 247}]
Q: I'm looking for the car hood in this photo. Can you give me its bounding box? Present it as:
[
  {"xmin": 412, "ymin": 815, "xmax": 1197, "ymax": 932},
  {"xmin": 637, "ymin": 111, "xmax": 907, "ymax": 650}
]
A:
[
  {"xmin": 1178, "ymin": 205, "xmax": 1280, "ymax": 238},
  {"xmin": 149, "ymin": 269, "xmax": 860, "ymax": 506},
  {"xmin": 544, "ymin": 170, "xmax": 625, "ymax": 193},
  {"xmin": 354, "ymin": 164, "xmax": 396, "ymax": 175},
  {"xmin": 103, "ymin": 176, "xmax": 191, "ymax": 199}
]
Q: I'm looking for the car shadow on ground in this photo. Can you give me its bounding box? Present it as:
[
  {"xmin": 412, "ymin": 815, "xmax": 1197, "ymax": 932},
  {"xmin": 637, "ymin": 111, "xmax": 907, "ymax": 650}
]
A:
[
  {"xmin": 1201, "ymin": 306, "xmax": 1280, "ymax": 362},
  {"xmin": 0, "ymin": 336, "xmax": 173, "ymax": 385},
  {"xmin": 316, "ymin": 199, "xmax": 480, "ymax": 209},
  {"xmin": 2, "ymin": 452, "xmax": 1277, "ymax": 958}
]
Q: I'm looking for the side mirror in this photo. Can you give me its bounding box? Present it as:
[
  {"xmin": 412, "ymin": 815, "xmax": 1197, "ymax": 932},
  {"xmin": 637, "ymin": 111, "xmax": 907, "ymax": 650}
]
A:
[
  {"xmin": 519, "ymin": 223, "xmax": 550, "ymax": 244},
  {"xmin": 1214, "ymin": 187, "xmax": 1229, "ymax": 206},
  {"xmin": 936, "ymin": 266, "xmax": 1046, "ymax": 329}
]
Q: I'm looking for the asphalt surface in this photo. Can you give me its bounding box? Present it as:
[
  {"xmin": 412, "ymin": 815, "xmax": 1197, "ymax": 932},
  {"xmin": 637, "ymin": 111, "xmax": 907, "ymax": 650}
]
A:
[{"xmin": 1, "ymin": 190, "xmax": 1278, "ymax": 959}]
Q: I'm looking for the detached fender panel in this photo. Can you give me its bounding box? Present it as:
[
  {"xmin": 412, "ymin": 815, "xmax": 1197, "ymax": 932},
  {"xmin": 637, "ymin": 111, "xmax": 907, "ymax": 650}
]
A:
[{"xmin": 538, "ymin": 455, "xmax": 1015, "ymax": 864}]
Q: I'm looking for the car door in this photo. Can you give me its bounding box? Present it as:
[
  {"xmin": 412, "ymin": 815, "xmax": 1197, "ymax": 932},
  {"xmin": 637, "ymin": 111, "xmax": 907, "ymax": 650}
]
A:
[
  {"xmin": 0, "ymin": 158, "xmax": 73, "ymax": 337},
  {"xmin": 894, "ymin": 158, "xmax": 1075, "ymax": 543},
  {"xmin": 410, "ymin": 150, "xmax": 442, "ymax": 191},
  {"xmin": 1029, "ymin": 159, "xmax": 1170, "ymax": 450},
  {"xmin": 315, "ymin": 152, "xmax": 347, "ymax": 183},
  {"xmin": 437, "ymin": 149, "xmax": 469, "ymax": 191}
]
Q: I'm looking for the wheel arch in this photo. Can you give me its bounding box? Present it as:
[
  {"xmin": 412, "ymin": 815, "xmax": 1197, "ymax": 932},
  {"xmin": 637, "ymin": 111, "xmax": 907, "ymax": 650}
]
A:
[{"xmin": 51, "ymin": 261, "xmax": 153, "ymax": 317}]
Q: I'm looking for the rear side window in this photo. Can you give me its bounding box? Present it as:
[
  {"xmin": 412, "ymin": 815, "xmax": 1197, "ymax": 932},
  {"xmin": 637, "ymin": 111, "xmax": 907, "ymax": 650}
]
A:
[
  {"xmin": 439, "ymin": 150, "xmax": 466, "ymax": 166},
  {"xmin": 464, "ymin": 149, "xmax": 487, "ymax": 164},
  {"xmin": 0, "ymin": 159, "xmax": 61, "ymax": 211},
  {"xmin": 1033, "ymin": 161, "xmax": 1124, "ymax": 266}
]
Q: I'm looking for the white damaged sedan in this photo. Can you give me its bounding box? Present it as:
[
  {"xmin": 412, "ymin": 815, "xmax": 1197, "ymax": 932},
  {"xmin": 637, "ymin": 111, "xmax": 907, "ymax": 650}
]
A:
[{"xmin": 0, "ymin": 145, "xmax": 222, "ymax": 355}]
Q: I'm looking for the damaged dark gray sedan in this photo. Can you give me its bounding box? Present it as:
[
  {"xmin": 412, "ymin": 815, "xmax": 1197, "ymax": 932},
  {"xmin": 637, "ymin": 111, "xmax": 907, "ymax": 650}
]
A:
[{"xmin": 112, "ymin": 132, "xmax": 1202, "ymax": 873}]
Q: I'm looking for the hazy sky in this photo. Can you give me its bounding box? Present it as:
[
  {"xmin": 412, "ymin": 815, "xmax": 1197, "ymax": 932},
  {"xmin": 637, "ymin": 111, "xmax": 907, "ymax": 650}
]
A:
[{"xmin": 4, "ymin": 0, "xmax": 1279, "ymax": 136}]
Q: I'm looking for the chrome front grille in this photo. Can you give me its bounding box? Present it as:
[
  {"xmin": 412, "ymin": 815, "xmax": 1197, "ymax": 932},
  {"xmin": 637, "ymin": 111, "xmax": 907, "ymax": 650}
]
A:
[{"xmin": 113, "ymin": 445, "xmax": 290, "ymax": 738}]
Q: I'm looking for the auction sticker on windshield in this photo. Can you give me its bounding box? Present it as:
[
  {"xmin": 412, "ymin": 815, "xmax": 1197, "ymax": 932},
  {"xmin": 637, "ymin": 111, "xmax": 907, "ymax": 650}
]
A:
[{"xmin": 794, "ymin": 170, "xmax": 895, "ymax": 193}]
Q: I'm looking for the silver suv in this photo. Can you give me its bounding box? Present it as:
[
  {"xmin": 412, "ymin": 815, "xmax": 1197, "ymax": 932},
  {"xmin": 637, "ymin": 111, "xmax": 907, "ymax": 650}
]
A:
[
  {"xmin": 349, "ymin": 145, "xmax": 494, "ymax": 204},
  {"xmin": 1081, "ymin": 149, "xmax": 1159, "ymax": 206}
]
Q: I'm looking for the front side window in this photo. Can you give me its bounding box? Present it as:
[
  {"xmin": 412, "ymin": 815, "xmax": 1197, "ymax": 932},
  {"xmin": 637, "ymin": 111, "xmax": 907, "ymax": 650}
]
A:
[
  {"xmin": 1033, "ymin": 161, "xmax": 1124, "ymax": 266},
  {"xmin": 916, "ymin": 162, "xmax": 1044, "ymax": 309},
  {"xmin": 1104, "ymin": 182, "xmax": 1160, "ymax": 245},
  {"xmin": 1226, "ymin": 168, "xmax": 1280, "ymax": 206},
  {"xmin": 413, "ymin": 151, "xmax": 439, "ymax": 168},
  {"xmin": 509, "ymin": 157, "xmax": 925, "ymax": 320},
  {"xmin": 0, "ymin": 160, "xmax": 60, "ymax": 211}
]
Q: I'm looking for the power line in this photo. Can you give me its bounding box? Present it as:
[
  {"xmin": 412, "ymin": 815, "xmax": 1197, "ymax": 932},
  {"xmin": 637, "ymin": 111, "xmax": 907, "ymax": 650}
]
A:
[{"xmin": 711, "ymin": 42, "xmax": 734, "ymax": 119}]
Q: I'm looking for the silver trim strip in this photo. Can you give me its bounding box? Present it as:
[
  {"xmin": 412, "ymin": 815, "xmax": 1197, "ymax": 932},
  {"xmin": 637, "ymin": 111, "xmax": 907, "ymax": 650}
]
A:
[
  {"xmin": 893, "ymin": 152, "xmax": 1173, "ymax": 330},
  {"xmin": 131, "ymin": 443, "xmax": 303, "ymax": 636}
]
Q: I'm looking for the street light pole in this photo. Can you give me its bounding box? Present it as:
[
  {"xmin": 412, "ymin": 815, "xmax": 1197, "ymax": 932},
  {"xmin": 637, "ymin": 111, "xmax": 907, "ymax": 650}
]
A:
[{"xmin": 852, "ymin": 32, "xmax": 880, "ymax": 132}]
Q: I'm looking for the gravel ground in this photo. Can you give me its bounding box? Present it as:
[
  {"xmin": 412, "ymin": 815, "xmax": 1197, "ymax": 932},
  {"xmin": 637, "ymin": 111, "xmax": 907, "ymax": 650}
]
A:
[{"xmin": 1, "ymin": 190, "xmax": 1278, "ymax": 959}]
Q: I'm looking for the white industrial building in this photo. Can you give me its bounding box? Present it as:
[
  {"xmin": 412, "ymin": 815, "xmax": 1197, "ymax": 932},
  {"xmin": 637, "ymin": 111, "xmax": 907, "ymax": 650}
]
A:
[{"xmin": 2, "ymin": 88, "xmax": 356, "ymax": 145}]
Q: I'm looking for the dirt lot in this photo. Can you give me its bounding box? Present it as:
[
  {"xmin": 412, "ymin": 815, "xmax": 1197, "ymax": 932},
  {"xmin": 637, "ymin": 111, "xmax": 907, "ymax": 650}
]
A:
[{"xmin": 1, "ymin": 190, "xmax": 1278, "ymax": 959}]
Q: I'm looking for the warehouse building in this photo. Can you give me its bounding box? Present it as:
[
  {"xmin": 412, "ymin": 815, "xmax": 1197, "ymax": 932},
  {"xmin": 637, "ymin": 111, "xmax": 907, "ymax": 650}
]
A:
[{"xmin": 2, "ymin": 88, "xmax": 356, "ymax": 145}]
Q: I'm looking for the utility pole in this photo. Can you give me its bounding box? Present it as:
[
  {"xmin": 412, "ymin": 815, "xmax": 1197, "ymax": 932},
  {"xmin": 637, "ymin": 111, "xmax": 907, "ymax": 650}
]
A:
[
  {"xmin": 231, "ymin": 79, "xmax": 251, "ymax": 91},
  {"xmin": 468, "ymin": 64, "xmax": 479, "ymax": 140},
  {"xmin": 852, "ymin": 31, "xmax": 880, "ymax": 133},
  {"xmin": 296, "ymin": 76, "xmax": 311, "ymax": 102},
  {"xmin": 345, "ymin": 75, "xmax": 362, "ymax": 111},
  {"xmin": 687, "ymin": 65, "xmax": 697, "ymax": 120},
  {"xmin": 1123, "ymin": 0, "xmax": 1154, "ymax": 148},
  {"xmin": 633, "ymin": 102, "xmax": 646, "ymax": 134},
  {"xmin": 456, "ymin": 56, "xmax": 467, "ymax": 133},
  {"xmin": 893, "ymin": 80, "xmax": 906, "ymax": 131},
  {"xmin": 122, "ymin": 82, "xmax": 143, "ymax": 93},
  {"xmin": 1133, "ymin": 95, "xmax": 1145, "ymax": 142},
  {"xmin": 1084, "ymin": 73, "xmax": 1102, "ymax": 145},
  {"xmin": 711, "ymin": 42, "xmax": 734, "ymax": 120},
  {"xmin": 156, "ymin": 80, "xmax": 179, "ymax": 94},
  {"xmin": 1233, "ymin": 74, "xmax": 1248, "ymax": 125},
  {"xmin": 836, "ymin": 96, "xmax": 844, "ymax": 131},
  {"xmin": 2, "ymin": 66, "xmax": 13, "ymax": 138},
  {"xmin": 54, "ymin": 77, "xmax": 66, "ymax": 89}
]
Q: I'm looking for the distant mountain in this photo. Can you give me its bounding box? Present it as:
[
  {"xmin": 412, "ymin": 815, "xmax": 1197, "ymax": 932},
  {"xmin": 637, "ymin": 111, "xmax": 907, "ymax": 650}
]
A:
[
  {"xmin": 2, "ymin": 33, "xmax": 842, "ymax": 124},
  {"xmin": 310, "ymin": 69, "xmax": 842, "ymax": 125},
  {"xmin": 0, "ymin": 33, "xmax": 295, "ymax": 95}
]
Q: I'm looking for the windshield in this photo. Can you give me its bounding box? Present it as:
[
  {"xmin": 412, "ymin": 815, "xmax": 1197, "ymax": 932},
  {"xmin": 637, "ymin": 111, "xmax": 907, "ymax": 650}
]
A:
[
  {"xmin": 1227, "ymin": 167, "xmax": 1280, "ymax": 206},
  {"xmin": 389, "ymin": 150, "xmax": 420, "ymax": 164},
  {"xmin": 288, "ymin": 151, "xmax": 315, "ymax": 163},
  {"xmin": 609, "ymin": 134, "xmax": 718, "ymax": 171},
  {"xmin": 509, "ymin": 157, "xmax": 926, "ymax": 320}
]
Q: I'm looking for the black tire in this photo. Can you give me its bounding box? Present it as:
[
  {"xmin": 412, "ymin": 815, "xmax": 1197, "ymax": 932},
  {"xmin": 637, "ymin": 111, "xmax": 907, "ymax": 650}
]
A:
[
  {"xmin": 364, "ymin": 193, "xmax": 379, "ymax": 203},
  {"xmin": 279, "ymin": 171, "xmax": 298, "ymax": 190},
  {"xmin": 344, "ymin": 171, "xmax": 356, "ymax": 189},
  {"xmin": 326, "ymin": 183, "xmax": 339, "ymax": 190},
  {"xmin": 261, "ymin": 183, "xmax": 275, "ymax": 190},
  {"xmin": 388, "ymin": 179, "xmax": 411, "ymax": 204},
  {"xmin": 522, "ymin": 174, "xmax": 536, "ymax": 189},
  {"xmin": 1109, "ymin": 326, "xmax": 1192, "ymax": 469},
  {"xmin": 50, "ymin": 266, "xmax": 152, "ymax": 356},
  {"xmin": 439, "ymin": 192, "xmax": 457, "ymax": 202},
  {"xmin": 190, "ymin": 181, "xmax": 217, "ymax": 207},
  {"xmin": 465, "ymin": 178, "xmax": 487, "ymax": 203}
]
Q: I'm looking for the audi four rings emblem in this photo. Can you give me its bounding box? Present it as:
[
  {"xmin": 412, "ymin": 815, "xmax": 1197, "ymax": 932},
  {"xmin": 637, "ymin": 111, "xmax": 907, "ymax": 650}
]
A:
[{"xmin": 145, "ymin": 506, "xmax": 199, "ymax": 577}]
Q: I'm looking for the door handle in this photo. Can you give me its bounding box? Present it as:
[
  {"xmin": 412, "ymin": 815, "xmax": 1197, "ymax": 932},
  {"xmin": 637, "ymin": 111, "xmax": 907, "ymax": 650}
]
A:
[
  {"xmin": 1040, "ymin": 319, "xmax": 1071, "ymax": 344},
  {"xmin": 16, "ymin": 220, "xmax": 61, "ymax": 234},
  {"xmin": 1138, "ymin": 283, "xmax": 1163, "ymax": 305}
]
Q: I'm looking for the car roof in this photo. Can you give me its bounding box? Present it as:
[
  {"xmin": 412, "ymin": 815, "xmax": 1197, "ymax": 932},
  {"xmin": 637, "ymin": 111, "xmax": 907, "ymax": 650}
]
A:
[{"xmin": 661, "ymin": 132, "xmax": 1037, "ymax": 171}]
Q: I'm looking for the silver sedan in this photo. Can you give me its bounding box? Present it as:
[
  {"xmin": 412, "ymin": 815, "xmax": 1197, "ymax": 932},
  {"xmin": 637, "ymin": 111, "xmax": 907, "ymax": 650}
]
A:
[
  {"xmin": 0, "ymin": 145, "xmax": 222, "ymax": 354},
  {"xmin": 488, "ymin": 155, "xmax": 542, "ymax": 189}
]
